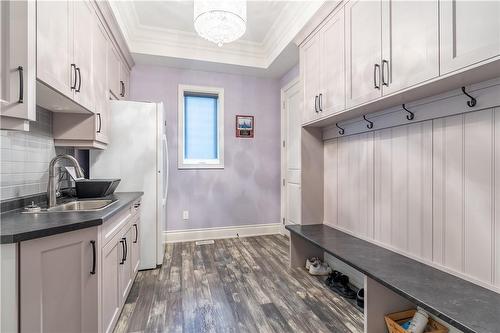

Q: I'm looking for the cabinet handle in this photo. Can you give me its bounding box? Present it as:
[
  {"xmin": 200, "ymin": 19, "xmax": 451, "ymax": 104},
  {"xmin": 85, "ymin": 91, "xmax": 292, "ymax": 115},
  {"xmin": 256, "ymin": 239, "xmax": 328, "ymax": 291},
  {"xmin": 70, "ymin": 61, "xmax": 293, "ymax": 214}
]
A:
[
  {"xmin": 119, "ymin": 80, "xmax": 124, "ymax": 97},
  {"xmin": 76, "ymin": 67, "xmax": 81, "ymax": 92},
  {"xmin": 133, "ymin": 224, "xmax": 138, "ymax": 243},
  {"xmin": 123, "ymin": 237, "xmax": 128, "ymax": 261},
  {"xmin": 120, "ymin": 239, "xmax": 125, "ymax": 264},
  {"xmin": 314, "ymin": 95, "xmax": 319, "ymax": 113},
  {"xmin": 17, "ymin": 66, "xmax": 24, "ymax": 103},
  {"xmin": 382, "ymin": 60, "xmax": 389, "ymax": 87},
  {"xmin": 90, "ymin": 240, "xmax": 96, "ymax": 275},
  {"xmin": 96, "ymin": 113, "xmax": 102, "ymax": 133},
  {"xmin": 319, "ymin": 93, "xmax": 323, "ymax": 112},
  {"xmin": 373, "ymin": 64, "xmax": 381, "ymax": 89},
  {"xmin": 71, "ymin": 64, "xmax": 77, "ymax": 90}
]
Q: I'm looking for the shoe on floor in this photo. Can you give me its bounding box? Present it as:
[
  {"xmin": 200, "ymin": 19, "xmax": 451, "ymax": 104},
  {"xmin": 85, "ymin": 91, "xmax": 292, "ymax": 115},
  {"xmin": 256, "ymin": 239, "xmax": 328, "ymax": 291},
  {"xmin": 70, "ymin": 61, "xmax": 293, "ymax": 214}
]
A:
[
  {"xmin": 328, "ymin": 272, "xmax": 357, "ymax": 299},
  {"xmin": 305, "ymin": 257, "xmax": 320, "ymax": 270},
  {"xmin": 325, "ymin": 270, "xmax": 342, "ymax": 287},
  {"xmin": 309, "ymin": 261, "xmax": 332, "ymax": 276}
]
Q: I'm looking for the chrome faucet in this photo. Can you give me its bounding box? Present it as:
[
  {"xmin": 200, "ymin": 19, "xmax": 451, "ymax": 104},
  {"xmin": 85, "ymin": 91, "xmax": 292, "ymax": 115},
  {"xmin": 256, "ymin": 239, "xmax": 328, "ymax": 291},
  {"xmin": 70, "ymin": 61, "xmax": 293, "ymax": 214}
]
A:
[{"xmin": 47, "ymin": 154, "xmax": 84, "ymax": 208}]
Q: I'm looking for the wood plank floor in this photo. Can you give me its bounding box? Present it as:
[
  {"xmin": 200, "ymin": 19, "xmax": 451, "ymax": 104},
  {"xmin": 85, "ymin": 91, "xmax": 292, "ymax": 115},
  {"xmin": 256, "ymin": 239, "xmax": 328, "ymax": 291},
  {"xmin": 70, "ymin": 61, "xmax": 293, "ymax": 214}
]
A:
[{"xmin": 114, "ymin": 235, "xmax": 364, "ymax": 333}]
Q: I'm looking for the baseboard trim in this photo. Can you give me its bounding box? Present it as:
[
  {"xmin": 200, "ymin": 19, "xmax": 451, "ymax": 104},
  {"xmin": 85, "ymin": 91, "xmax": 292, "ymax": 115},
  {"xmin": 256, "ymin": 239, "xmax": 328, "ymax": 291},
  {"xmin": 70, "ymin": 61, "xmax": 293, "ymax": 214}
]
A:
[{"xmin": 164, "ymin": 223, "xmax": 282, "ymax": 243}]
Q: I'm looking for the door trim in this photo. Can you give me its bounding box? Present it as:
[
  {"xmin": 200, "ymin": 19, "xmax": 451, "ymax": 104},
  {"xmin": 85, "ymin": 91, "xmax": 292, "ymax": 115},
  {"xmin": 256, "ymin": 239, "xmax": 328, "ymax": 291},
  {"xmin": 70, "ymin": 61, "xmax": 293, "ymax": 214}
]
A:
[{"xmin": 281, "ymin": 77, "xmax": 300, "ymax": 236}]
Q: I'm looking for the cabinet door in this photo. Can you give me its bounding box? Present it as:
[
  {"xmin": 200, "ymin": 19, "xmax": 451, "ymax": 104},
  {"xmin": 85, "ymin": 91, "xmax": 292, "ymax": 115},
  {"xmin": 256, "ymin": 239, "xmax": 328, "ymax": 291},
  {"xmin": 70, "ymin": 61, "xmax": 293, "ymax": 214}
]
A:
[
  {"xmin": 131, "ymin": 217, "xmax": 140, "ymax": 274},
  {"xmin": 20, "ymin": 227, "xmax": 99, "ymax": 333},
  {"xmin": 93, "ymin": 18, "xmax": 109, "ymax": 144},
  {"xmin": 72, "ymin": 0, "xmax": 94, "ymax": 111},
  {"xmin": 119, "ymin": 227, "xmax": 133, "ymax": 303},
  {"xmin": 36, "ymin": 0, "xmax": 73, "ymax": 99},
  {"xmin": 107, "ymin": 44, "xmax": 121, "ymax": 99},
  {"xmin": 0, "ymin": 0, "xmax": 36, "ymax": 122},
  {"xmin": 440, "ymin": 0, "xmax": 500, "ymax": 74},
  {"xmin": 345, "ymin": 0, "xmax": 382, "ymax": 108},
  {"xmin": 102, "ymin": 237, "xmax": 121, "ymax": 333},
  {"xmin": 301, "ymin": 33, "xmax": 321, "ymax": 124},
  {"xmin": 382, "ymin": 0, "xmax": 439, "ymax": 94},
  {"xmin": 320, "ymin": 7, "xmax": 345, "ymax": 117}
]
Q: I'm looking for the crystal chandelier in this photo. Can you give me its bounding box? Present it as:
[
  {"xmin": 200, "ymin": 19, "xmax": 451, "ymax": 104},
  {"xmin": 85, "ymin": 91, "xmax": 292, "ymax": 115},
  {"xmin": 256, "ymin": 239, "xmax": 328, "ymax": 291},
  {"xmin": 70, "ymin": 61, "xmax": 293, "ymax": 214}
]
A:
[{"xmin": 193, "ymin": 0, "xmax": 247, "ymax": 47}]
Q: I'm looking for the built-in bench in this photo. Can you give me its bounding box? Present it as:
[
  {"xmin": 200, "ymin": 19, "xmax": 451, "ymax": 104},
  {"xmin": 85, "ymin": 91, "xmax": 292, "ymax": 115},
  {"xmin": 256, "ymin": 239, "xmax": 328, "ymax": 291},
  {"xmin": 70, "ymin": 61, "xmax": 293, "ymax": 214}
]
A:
[{"xmin": 286, "ymin": 224, "xmax": 500, "ymax": 333}]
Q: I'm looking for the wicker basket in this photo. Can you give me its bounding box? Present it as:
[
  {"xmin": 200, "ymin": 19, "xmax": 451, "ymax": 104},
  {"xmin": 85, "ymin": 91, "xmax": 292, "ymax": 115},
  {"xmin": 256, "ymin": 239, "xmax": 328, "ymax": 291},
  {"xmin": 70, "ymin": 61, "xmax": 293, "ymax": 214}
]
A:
[{"xmin": 384, "ymin": 309, "xmax": 449, "ymax": 333}]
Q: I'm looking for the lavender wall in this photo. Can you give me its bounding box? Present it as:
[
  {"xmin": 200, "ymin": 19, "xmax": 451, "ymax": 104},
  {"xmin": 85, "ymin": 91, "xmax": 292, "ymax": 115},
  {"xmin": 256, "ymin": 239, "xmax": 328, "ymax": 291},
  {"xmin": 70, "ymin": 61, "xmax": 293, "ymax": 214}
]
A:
[
  {"xmin": 130, "ymin": 65, "xmax": 281, "ymax": 231},
  {"xmin": 280, "ymin": 64, "xmax": 299, "ymax": 88}
]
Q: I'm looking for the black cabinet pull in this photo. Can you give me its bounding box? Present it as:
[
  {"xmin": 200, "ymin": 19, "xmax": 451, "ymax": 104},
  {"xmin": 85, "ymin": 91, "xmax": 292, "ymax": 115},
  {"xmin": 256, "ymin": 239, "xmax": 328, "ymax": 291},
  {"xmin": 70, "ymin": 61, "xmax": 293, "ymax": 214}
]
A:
[
  {"xmin": 318, "ymin": 93, "xmax": 323, "ymax": 112},
  {"xmin": 76, "ymin": 67, "xmax": 81, "ymax": 92},
  {"xmin": 373, "ymin": 64, "xmax": 380, "ymax": 89},
  {"xmin": 119, "ymin": 80, "xmax": 124, "ymax": 97},
  {"xmin": 120, "ymin": 239, "xmax": 125, "ymax": 264},
  {"xmin": 314, "ymin": 95, "xmax": 318, "ymax": 113},
  {"xmin": 123, "ymin": 237, "xmax": 128, "ymax": 261},
  {"xmin": 96, "ymin": 113, "xmax": 102, "ymax": 133},
  {"xmin": 382, "ymin": 60, "xmax": 389, "ymax": 87},
  {"xmin": 17, "ymin": 66, "xmax": 24, "ymax": 103},
  {"xmin": 90, "ymin": 240, "xmax": 96, "ymax": 275},
  {"xmin": 133, "ymin": 224, "xmax": 138, "ymax": 243},
  {"xmin": 71, "ymin": 64, "xmax": 77, "ymax": 90}
]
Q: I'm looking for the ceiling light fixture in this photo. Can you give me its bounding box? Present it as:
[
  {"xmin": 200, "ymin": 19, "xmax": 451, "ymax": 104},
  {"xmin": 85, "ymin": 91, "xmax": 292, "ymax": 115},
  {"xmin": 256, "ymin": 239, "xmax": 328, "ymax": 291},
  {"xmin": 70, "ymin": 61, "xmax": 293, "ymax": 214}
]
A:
[{"xmin": 193, "ymin": 0, "xmax": 247, "ymax": 47}]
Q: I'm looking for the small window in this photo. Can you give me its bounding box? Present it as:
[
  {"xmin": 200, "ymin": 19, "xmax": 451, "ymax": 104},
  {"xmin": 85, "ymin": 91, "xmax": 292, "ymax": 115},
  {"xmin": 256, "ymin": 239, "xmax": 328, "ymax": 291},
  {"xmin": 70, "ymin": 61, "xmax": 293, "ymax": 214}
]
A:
[{"xmin": 178, "ymin": 85, "xmax": 224, "ymax": 169}]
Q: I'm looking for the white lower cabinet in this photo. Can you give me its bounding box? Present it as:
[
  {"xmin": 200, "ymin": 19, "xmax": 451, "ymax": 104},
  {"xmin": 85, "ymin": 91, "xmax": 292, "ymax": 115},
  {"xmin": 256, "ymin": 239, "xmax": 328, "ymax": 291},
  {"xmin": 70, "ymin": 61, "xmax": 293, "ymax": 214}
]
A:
[{"xmin": 20, "ymin": 199, "xmax": 141, "ymax": 333}]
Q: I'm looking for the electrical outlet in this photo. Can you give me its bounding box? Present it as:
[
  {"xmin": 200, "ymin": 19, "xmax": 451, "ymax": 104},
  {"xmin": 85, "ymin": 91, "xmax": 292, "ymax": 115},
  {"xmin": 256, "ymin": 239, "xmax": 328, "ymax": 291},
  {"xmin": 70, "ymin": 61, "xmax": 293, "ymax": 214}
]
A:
[{"xmin": 182, "ymin": 210, "xmax": 189, "ymax": 221}]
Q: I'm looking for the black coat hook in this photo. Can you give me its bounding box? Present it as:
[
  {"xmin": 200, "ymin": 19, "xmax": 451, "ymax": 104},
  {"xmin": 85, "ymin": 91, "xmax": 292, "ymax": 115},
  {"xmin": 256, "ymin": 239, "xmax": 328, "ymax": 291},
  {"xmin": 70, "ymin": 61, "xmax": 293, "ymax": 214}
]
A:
[
  {"xmin": 363, "ymin": 115, "xmax": 373, "ymax": 129},
  {"xmin": 402, "ymin": 104, "xmax": 414, "ymax": 121},
  {"xmin": 336, "ymin": 123, "xmax": 345, "ymax": 135},
  {"xmin": 461, "ymin": 86, "xmax": 477, "ymax": 107}
]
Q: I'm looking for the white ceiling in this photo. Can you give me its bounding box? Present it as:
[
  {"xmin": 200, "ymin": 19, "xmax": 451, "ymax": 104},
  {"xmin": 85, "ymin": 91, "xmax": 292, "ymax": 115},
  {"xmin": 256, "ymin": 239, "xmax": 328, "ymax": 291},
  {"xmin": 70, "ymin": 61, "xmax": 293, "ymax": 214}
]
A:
[{"xmin": 110, "ymin": 0, "xmax": 324, "ymax": 77}]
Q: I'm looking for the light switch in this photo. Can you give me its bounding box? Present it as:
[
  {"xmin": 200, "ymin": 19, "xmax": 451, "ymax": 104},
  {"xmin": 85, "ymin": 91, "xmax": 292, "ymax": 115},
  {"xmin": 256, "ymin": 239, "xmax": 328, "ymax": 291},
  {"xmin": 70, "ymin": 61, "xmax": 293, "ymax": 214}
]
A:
[{"xmin": 182, "ymin": 210, "xmax": 189, "ymax": 221}]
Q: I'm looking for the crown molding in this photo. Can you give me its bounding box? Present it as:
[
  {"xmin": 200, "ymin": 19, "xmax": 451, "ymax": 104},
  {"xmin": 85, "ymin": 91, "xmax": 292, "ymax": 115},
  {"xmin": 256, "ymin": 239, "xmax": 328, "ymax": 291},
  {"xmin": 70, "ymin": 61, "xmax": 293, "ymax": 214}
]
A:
[{"xmin": 110, "ymin": 1, "xmax": 324, "ymax": 70}]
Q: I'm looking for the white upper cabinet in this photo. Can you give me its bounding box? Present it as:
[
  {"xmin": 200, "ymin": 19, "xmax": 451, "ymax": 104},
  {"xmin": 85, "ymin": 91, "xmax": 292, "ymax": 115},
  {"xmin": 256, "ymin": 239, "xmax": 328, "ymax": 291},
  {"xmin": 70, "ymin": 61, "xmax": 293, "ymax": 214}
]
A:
[
  {"xmin": 0, "ymin": 0, "xmax": 36, "ymax": 130},
  {"xmin": 301, "ymin": 33, "xmax": 321, "ymax": 123},
  {"xmin": 108, "ymin": 45, "xmax": 121, "ymax": 99},
  {"xmin": 72, "ymin": 0, "xmax": 95, "ymax": 112},
  {"xmin": 320, "ymin": 7, "xmax": 345, "ymax": 117},
  {"xmin": 381, "ymin": 0, "xmax": 439, "ymax": 94},
  {"xmin": 93, "ymin": 18, "xmax": 110, "ymax": 144},
  {"xmin": 345, "ymin": 0, "xmax": 383, "ymax": 108},
  {"xmin": 36, "ymin": 0, "xmax": 74, "ymax": 99},
  {"xmin": 440, "ymin": 0, "xmax": 500, "ymax": 75},
  {"xmin": 120, "ymin": 63, "xmax": 130, "ymax": 99}
]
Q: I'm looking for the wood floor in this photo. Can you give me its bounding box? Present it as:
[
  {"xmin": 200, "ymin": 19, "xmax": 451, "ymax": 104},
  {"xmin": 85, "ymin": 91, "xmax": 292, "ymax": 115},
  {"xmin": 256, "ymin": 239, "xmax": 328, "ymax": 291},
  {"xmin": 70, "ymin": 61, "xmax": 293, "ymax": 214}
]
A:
[{"xmin": 114, "ymin": 235, "xmax": 364, "ymax": 333}]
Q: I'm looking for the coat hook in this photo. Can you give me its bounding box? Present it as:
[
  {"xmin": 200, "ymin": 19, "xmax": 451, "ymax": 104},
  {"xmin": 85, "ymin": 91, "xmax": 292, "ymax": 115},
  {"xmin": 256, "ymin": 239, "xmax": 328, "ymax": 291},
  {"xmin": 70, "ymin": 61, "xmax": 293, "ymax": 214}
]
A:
[
  {"xmin": 336, "ymin": 123, "xmax": 345, "ymax": 135},
  {"xmin": 363, "ymin": 115, "xmax": 373, "ymax": 129},
  {"xmin": 402, "ymin": 104, "xmax": 414, "ymax": 121},
  {"xmin": 461, "ymin": 86, "xmax": 477, "ymax": 107}
]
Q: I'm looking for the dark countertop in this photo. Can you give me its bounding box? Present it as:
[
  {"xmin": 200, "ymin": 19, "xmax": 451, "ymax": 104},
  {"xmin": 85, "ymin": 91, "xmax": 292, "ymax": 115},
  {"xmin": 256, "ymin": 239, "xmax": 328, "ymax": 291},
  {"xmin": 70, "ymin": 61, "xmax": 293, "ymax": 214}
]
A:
[
  {"xmin": 286, "ymin": 224, "xmax": 500, "ymax": 333},
  {"xmin": 0, "ymin": 192, "xmax": 143, "ymax": 244}
]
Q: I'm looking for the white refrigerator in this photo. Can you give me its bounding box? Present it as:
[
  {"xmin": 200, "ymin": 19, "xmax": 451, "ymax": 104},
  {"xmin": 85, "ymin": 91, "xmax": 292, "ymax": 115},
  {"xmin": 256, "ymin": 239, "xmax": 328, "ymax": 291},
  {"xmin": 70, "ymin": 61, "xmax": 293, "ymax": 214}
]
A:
[{"xmin": 90, "ymin": 101, "xmax": 168, "ymax": 270}]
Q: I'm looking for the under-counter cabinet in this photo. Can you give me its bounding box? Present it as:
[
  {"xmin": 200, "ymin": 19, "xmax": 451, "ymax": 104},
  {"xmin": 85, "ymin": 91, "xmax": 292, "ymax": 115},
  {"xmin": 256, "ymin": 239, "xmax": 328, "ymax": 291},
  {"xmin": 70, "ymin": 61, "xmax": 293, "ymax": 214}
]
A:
[
  {"xmin": 20, "ymin": 227, "xmax": 99, "ymax": 333},
  {"xmin": 301, "ymin": 6, "xmax": 345, "ymax": 123},
  {"xmin": 440, "ymin": 0, "xmax": 500, "ymax": 74},
  {"xmin": 0, "ymin": 0, "xmax": 36, "ymax": 131}
]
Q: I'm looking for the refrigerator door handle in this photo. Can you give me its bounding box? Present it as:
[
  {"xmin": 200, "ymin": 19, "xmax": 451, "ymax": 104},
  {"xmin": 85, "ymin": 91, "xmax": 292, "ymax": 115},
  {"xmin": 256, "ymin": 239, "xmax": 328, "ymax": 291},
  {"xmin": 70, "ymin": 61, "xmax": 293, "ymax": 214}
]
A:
[{"xmin": 162, "ymin": 134, "xmax": 169, "ymax": 204}]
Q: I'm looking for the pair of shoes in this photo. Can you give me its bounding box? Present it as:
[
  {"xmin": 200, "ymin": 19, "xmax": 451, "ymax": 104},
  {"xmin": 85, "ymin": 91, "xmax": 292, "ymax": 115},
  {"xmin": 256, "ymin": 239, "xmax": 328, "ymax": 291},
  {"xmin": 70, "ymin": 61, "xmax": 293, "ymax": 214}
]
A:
[
  {"xmin": 305, "ymin": 257, "xmax": 332, "ymax": 276},
  {"xmin": 325, "ymin": 270, "xmax": 357, "ymax": 299}
]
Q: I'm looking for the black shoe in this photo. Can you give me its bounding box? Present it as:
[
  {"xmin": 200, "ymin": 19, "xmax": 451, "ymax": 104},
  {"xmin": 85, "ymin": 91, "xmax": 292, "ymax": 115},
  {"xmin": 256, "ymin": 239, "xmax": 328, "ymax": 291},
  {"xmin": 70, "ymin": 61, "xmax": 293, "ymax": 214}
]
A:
[
  {"xmin": 329, "ymin": 273, "xmax": 357, "ymax": 299},
  {"xmin": 325, "ymin": 270, "xmax": 342, "ymax": 288},
  {"xmin": 356, "ymin": 288, "xmax": 364, "ymax": 308}
]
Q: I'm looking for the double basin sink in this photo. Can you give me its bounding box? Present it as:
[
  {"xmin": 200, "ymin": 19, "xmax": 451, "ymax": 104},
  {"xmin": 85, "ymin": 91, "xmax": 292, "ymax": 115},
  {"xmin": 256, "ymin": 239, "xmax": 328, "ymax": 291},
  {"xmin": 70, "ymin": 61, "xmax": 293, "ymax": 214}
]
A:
[{"xmin": 24, "ymin": 199, "xmax": 117, "ymax": 213}]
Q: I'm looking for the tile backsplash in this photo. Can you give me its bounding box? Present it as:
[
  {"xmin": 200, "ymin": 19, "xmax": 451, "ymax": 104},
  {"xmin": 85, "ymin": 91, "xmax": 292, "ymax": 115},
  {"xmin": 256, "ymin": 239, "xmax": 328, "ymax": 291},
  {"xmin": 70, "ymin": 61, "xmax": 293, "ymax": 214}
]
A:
[{"xmin": 0, "ymin": 108, "xmax": 72, "ymax": 200}]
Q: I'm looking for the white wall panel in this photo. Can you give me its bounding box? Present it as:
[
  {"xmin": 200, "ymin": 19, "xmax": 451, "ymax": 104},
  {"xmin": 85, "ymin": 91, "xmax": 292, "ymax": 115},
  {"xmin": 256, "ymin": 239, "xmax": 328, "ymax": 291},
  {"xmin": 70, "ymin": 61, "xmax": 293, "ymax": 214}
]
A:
[{"xmin": 324, "ymin": 139, "xmax": 338, "ymax": 226}]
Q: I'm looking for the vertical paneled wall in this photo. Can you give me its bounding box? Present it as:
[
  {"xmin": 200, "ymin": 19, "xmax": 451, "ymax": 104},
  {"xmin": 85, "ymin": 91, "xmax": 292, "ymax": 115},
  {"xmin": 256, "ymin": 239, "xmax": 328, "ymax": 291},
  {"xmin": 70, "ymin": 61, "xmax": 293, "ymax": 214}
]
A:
[{"xmin": 324, "ymin": 108, "xmax": 500, "ymax": 291}]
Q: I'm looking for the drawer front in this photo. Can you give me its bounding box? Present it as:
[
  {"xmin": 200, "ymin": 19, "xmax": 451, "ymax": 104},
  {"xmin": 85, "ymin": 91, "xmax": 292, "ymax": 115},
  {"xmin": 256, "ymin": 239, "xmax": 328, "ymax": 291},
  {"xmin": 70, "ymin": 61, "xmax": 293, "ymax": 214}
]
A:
[{"xmin": 101, "ymin": 206, "xmax": 132, "ymax": 247}]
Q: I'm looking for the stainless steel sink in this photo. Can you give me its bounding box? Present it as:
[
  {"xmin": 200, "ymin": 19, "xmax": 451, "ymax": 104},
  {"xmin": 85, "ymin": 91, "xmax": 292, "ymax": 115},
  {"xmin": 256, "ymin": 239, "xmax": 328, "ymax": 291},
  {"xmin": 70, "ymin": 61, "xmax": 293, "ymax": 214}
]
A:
[
  {"xmin": 23, "ymin": 199, "xmax": 118, "ymax": 213},
  {"xmin": 47, "ymin": 200, "xmax": 117, "ymax": 212}
]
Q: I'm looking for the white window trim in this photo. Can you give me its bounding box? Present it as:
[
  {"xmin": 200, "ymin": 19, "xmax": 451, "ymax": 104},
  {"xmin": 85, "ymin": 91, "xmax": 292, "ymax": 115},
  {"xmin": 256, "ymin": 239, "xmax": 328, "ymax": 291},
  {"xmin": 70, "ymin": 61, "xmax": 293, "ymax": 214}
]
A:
[{"xmin": 178, "ymin": 84, "xmax": 225, "ymax": 169}]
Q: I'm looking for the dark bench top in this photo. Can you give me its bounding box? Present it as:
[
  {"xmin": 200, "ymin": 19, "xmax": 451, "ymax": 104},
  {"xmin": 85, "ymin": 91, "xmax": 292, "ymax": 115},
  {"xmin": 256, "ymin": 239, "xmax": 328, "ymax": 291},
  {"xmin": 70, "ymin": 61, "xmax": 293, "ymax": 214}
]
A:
[{"xmin": 286, "ymin": 224, "xmax": 500, "ymax": 333}]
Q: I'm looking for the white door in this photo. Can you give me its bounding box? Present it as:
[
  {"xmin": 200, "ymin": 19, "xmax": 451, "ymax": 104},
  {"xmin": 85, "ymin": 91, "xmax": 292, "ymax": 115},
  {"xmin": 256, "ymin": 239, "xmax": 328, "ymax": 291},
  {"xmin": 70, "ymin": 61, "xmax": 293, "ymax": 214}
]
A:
[
  {"xmin": 320, "ymin": 6, "xmax": 345, "ymax": 117},
  {"xmin": 345, "ymin": 0, "xmax": 383, "ymax": 108},
  {"xmin": 36, "ymin": 0, "xmax": 73, "ymax": 99},
  {"xmin": 382, "ymin": 0, "xmax": 439, "ymax": 94},
  {"xmin": 282, "ymin": 80, "xmax": 302, "ymax": 233},
  {"xmin": 440, "ymin": 0, "xmax": 500, "ymax": 74},
  {"xmin": 158, "ymin": 102, "xmax": 167, "ymax": 266},
  {"xmin": 300, "ymin": 33, "xmax": 321, "ymax": 124}
]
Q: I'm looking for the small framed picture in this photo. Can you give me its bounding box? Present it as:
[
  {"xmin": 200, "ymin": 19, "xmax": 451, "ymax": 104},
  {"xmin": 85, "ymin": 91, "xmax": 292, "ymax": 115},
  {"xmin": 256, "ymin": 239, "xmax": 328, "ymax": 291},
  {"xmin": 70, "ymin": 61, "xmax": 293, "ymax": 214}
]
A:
[{"xmin": 236, "ymin": 115, "xmax": 254, "ymax": 138}]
